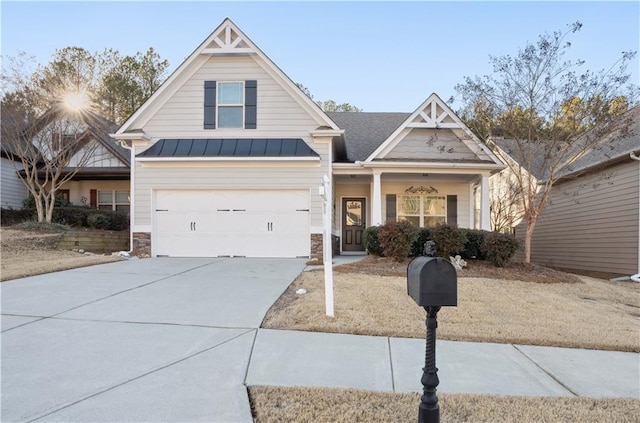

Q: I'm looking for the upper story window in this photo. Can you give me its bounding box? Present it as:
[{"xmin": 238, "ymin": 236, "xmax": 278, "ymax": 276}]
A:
[
  {"xmin": 217, "ymin": 82, "xmax": 244, "ymax": 128},
  {"xmin": 204, "ymin": 80, "xmax": 257, "ymax": 130}
]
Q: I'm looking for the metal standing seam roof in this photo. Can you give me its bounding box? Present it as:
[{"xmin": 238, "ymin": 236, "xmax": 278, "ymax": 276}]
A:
[{"xmin": 136, "ymin": 138, "xmax": 320, "ymax": 158}]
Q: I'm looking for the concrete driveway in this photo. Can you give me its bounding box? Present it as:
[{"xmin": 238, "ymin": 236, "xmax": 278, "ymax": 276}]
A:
[{"xmin": 1, "ymin": 258, "xmax": 306, "ymax": 422}]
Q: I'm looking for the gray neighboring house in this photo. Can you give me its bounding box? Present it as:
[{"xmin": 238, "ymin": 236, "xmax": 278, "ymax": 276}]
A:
[{"xmin": 512, "ymin": 107, "xmax": 640, "ymax": 276}]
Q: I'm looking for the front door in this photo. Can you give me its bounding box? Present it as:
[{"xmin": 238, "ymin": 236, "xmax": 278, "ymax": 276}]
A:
[{"xmin": 342, "ymin": 198, "xmax": 366, "ymax": 252}]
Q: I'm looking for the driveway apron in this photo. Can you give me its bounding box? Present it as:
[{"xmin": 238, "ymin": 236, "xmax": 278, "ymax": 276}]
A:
[{"xmin": 1, "ymin": 258, "xmax": 306, "ymax": 422}]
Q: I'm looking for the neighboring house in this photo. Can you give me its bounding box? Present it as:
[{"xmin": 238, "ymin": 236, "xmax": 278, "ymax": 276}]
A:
[
  {"xmin": 496, "ymin": 107, "xmax": 640, "ymax": 275},
  {"xmin": 113, "ymin": 18, "xmax": 505, "ymax": 258},
  {"xmin": 1, "ymin": 107, "xmax": 130, "ymax": 213},
  {"xmin": 1, "ymin": 146, "xmax": 30, "ymax": 209}
]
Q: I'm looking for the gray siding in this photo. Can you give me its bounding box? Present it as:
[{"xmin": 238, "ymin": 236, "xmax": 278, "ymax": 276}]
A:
[
  {"xmin": 1, "ymin": 158, "xmax": 28, "ymax": 209},
  {"xmin": 384, "ymin": 128, "xmax": 481, "ymax": 161},
  {"xmin": 527, "ymin": 160, "xmax": 639, "ymax": 275}
]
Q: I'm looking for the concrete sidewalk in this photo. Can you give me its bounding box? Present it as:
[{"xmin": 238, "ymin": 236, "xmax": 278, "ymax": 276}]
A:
[{"xmin": 247, "ymin": 329, "xmax": 640, "ymax": 399}]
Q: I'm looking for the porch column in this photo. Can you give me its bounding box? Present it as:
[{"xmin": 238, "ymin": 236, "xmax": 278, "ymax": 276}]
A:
[
  {"xmin": 372, "ymin": 171, "xmax": 382, "ymax": 226},
  {"xmin": 480, "ymin": 173, "xmax": 491, "ymax": 231}
]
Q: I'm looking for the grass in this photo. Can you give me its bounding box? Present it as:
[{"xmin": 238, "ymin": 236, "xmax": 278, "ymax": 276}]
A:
[
  {"xmin": 249, "ymin": 386, "xmax": 640, "ymax": 423},
  {"xmin": 12, "ymin": 220, "xmax": 71, "ymax": 232},
  {"xmin": 262, "ymin": 261, "xmax": 640, "ymax": 352}
]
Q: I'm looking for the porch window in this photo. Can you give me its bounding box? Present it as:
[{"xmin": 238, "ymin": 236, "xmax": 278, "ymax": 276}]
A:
[
  {"xmin": 98, "ymin": 190, "xmax": 130, "ymax": 214},
  {"xmin": 217, "ymin": 82, "xmax": 244, "ymax": 128},
  {"xmin": 398, "ymin": 195, "xmax": 446, "ymax": 227}
]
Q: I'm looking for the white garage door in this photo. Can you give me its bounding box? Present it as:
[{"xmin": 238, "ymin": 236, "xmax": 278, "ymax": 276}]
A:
[{"xmin": 154, "ymin": 190, "xmax": 310, "ymax": 258}]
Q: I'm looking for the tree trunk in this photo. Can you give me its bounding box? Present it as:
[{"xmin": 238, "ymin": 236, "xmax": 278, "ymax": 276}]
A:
[
  {"xmin": 35, "ymin": 198, "xmax": 45, "ymax": 223},
  {"xmin": 523, "ymin": 218, "xmax": 537, "ymax": 264},
  {"xmin": 45, "ymin": 192, "xmax": 56, "ymax": 223}
]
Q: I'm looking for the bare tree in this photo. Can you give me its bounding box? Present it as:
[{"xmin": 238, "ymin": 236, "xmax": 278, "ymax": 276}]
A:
[
  {"xmin": 1, "ymin": 55, "xmax": 101, "ymax": 223},
  {"xmin": 456, "ymin": 22, "xmax": 639, "ymax": 263}
]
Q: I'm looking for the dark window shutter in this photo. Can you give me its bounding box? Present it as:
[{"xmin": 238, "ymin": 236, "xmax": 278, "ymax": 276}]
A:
[
  {"xmin": 385, "ymin": 194, "xmax": 396, "ymax": 223},
  {"xmin": 90, "ymin": 189, "xmax": 97, "ymax": 208},
  {"xmin": 245, "ymin": 80, "xmax": 257, "ymax": 129},
  {"xmin": 447, "ymin": 195, "xmax": 457, "ymax": 227},
  {"xmin": 204, "ymin": 81, "xmax": 216, "ymax": 129}
]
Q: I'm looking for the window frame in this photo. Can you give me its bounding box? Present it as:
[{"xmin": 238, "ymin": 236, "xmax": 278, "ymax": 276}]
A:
[
  {"xmin": 216, "ymin": 81, "xmax": 245, "ymax": 129},
  {"xmin": 397, "ymin": 194, "xmax": 447, "ymax": 228},
  {"xmin": 97, "ymin": 190, "xmax": 130, "ymax": 213}
]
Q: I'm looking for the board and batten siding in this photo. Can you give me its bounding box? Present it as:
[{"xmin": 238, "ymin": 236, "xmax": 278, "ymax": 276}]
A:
[
  {"xmin": 527, "ymin": 160, "xmax": 639, "ymax": 275},
  {"xmin": 68, "ymin": 141, "xmax": 127, "ymax": 168},
  {"xmin": 1, "ymin": 158, "xmax": 28, "ymax": 209},
  {"xmin": 142, "ymin": 55, "xmax": 320, "ymax": 138},
  {"xmin": 133, "ymin": 142, "xmax": 329, "ymax": 230}
]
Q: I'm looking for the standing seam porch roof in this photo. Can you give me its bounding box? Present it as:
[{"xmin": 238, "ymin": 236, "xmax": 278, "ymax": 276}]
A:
[{"xmin": 136, "ymin": 138, "xmax": 319, "ymax": 158}]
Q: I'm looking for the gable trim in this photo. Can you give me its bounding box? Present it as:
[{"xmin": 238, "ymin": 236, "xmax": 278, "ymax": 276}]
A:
[
  {"xmin": 116, "ymin": 18, "xmax": 340, "ymax": 134},
  {"xmin": 364, "ymin": 93, "xmax": 503, "ymax": 166}
]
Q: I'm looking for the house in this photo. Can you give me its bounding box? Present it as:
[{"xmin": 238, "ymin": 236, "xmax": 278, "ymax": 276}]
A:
[
  {"xmin": 510, "ymin": 107, "xmax": 640, "ymax": 275},
  {"xmin": 1, "ymin": 106, "xmax": 130, "ymax": 213},
  {"xmin": 113, "ymin": 18, "xmax": 505, "ymax": 258}
]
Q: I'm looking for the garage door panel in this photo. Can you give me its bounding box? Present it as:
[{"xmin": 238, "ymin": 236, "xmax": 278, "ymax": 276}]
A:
[{"xmin": 154, "ymin": 190, "xmax": 310, "ymax": 258}]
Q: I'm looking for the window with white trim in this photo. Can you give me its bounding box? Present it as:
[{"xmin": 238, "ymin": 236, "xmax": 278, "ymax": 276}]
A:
[
  {"xmin": 98, "ymin": 190, "xmax": 130, "ymax": 214},
  {"xmin": 217, "ymin": 81, "xmax": 244, "ymax": 128},
  {"xmin": 398, "ymin": 195, "xmax": 446, "ymax": 227}
]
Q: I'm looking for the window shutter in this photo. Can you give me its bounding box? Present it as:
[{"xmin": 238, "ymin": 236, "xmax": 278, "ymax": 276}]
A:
[
  {"xmin": 90, "ymin": 189, "xmax": 97, "ymax": 208},
  {"xmin": 447, "ymin": 195, "xmax": 457, "ymax": 227},
  {"xmin": 385, "ymin": 194, "xmax": 396, "ymax": 223},
  {"xmin": 204, "ymin": 81, "xmax": 216, "ymax": 129},
  {"xmin": 245, "ymin": 80, "xmax": 257, "ymax": 129}
]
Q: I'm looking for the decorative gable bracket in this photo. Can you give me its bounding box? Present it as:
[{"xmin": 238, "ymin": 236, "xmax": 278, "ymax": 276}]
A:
[
  {"xmin": 200, "ymin": 25, "xmax": 255, "ymax": 55},
  {"xmin": 407, "ymin": 98, "xmax": 458, "ymax": 129}
]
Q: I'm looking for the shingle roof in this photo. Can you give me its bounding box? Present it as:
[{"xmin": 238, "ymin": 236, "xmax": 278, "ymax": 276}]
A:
[
  {"xmin": 494, "ymin": 106, "xmax": 640, "ymax": 181},
  {"xmin": 327, "ymin": 112, "xmax": 410, "ymax": 162},
  {"xmin": 137, "ymin": 138, "xmax": 319, "ymax": 158}
]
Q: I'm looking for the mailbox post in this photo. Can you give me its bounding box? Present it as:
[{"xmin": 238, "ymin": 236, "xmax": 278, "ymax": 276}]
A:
[{"xmin": 407, "ymin": 256, "xmax": 457, "ymax": 423}]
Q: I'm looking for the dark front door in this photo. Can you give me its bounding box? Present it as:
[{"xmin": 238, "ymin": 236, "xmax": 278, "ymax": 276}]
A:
[{"xmin": 342, "ymin": 198, "xmax": 366, "ymax": 252}]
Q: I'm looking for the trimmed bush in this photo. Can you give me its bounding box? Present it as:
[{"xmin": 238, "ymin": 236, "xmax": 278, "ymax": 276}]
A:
[
  {"xmin": 432, "ymin": 223, "xmax": 465, "ymax": 258},
  {"xmin": 460, "ymin": 228, "xmax": 487, "ymax": 260},
  {"xmin": 377, "ymin": 220, "xmax": 418, "ymax": 260},
  {"xmin": 22, "ymin": 193, "xmax": 70, "ymax": 209},
  {"xmin": 52, "ymin": 206, "xmax": 92, "ymax": 227},
  {"xmin": 1, "ymin": 208, "xmax": 35, "ymax": 226},
  {"xmin": 363, "ymin": 226, "xmax": 383, "ymax": 256},
  {"xmin": 481, "ymin": 232, "xmax": 520, "ymax": 267},
  {"xmin": 87, "ymin": 213, "xmax": 111, "ymax": 230},
  {"xmin": 411, "ymin": 227, "xmax": 434, "ymax": 256}
]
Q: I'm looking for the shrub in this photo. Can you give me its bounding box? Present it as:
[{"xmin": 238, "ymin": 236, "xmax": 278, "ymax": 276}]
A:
[
  {"xmin": 363, "ymin": 226, "xmax": 383, "ymax": 256},
  {"xmin": 460, "ymin": 228, "xmax": 487, "ymax": 260},
  {"xmin": 13, "ymin": 221, "xmax": 70, "ymax": 232},
  {"xmin": 22, "ymin": 193, "xmax": 70, "ymax": 209},
  {"xmin": 87, "ymin": 213, "xmax": 111, "ymax": 230},
  {"xmin": 411, "ymin": 227, "xmax": 434, "ymax": 256},
  {"xmin": 377, "ymin": 220, "xmax": 418, "ymax": 260},
  {"xmin": 1, "ymin": 208, "xmax": 35, "ymax": 226},
  {"xmin": 432, "ymin": 223, "xmax": 465, "ymax": 258},
  {"xmin": 481, "ymin": 232, "xmax": 520, "ymax": 267},
  {"xmin": 52, "ymin": 206, "xmax": 92, "ymax": 227}
]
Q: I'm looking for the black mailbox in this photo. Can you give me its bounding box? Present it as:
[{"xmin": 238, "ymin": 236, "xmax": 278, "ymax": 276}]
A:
[{"xmin": 407, "ymin": 256, "xmax": 457, "ymax": 307}]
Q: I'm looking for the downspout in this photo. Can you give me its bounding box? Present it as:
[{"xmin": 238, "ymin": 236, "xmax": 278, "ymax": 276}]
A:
[{"xmin": 117, "ymin": 140, "xmax": 134, "ymax": 255}]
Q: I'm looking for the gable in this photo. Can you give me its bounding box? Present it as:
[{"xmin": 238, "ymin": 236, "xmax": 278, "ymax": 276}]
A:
[
  {"xmin": 143, "ymin": 55, "xmax": 321, "ymax": 137},
  {"xmin": 117, "ymin": 18, "xmax": 338, "ymax": 137},
  {"xmin": 366, "ymin": 93, "xmax": 502, "ymax": 166},
  {"xmin": 68, "ymin": 138, "xmax": 128, "ymax": 168},
  {"xmin": 382, "ymin": 128, "xmax": 493, "ymax": 162}
]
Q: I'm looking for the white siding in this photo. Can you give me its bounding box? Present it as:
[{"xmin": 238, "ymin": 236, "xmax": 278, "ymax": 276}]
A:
[
  {"xmin": 384, "ymin": 128, "xmax": 480, "ymax": 161},
  {"xmin": 133, "ymin": 143, "xmax": 329, "ymax": 229},
  {"xmin": 143, "ymin": 55, "xmax": 320, "ymax": 138},
  {"xmin": 1, "ymin": 158, "xmax": 28, "ymax": 209},
  {"xmin": 68, "ymin": 141, "xmax": 127, "ymax": 168},
  {"xmin": 527, "ymin": 160, "xmax": 639, "ymax": 275}
]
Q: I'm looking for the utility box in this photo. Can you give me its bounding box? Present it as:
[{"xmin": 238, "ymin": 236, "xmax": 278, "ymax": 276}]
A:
[{"xmin": 407, "ymin": 256, "xmax": 457, "ymax": 307}]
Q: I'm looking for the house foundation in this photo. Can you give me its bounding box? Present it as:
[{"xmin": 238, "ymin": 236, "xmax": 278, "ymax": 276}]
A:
[{"xmin": 132, "ymin": 232, "xmax": 151, "ymax": 257}]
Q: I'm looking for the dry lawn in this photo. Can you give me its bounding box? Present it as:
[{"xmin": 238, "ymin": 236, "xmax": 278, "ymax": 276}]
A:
[
  {"xmin": 262, "ymin": 262, "xmax": 640, "ymax": 352},
  {"xmin": 1, "ymin": 228, "xmax": 122, "ymax": 281},
  {"xmin": 249, "ymin": 386, "xmax": 640, "ymax": 423}
]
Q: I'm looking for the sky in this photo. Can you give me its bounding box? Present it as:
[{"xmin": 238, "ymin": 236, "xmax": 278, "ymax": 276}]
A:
[{"xmin": 1, "ymin": 1, "xmax": 639, "ymax": 112}]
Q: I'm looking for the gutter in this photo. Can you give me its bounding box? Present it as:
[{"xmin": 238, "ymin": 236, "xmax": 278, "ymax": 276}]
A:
[{"xmin": 115, "ymin": 139, "xmax": 135, "ymax": 255}]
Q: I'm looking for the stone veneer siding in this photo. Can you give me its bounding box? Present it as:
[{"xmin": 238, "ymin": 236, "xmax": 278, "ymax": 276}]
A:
[
  {"xmin": 310, "ymin": 233, "xmax": 323, "ymax": 260},
  {"xmin": 132, "ymin": 232, "xmax": 151, "ymax": 256}
]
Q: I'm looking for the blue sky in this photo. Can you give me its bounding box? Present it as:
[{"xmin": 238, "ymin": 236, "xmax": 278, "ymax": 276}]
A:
[{"xmin": 1, "ymin": 1, "xmax": 638, "ymax": 112}]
